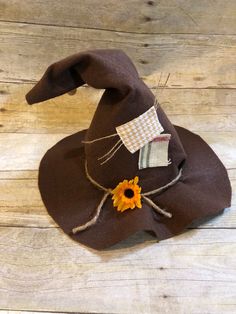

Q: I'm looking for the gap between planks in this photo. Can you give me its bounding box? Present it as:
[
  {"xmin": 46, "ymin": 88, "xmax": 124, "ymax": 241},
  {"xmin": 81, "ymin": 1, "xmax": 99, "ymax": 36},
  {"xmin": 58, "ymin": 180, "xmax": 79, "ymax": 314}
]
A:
[
  {"xmin": 1, "ymin": 0, "xmax": 236, "ymax": 35},
  {"xmin": 1, "ymin": 83, "xmax": 236, "ymax": 134},
  {"xmin": 0, "ymin": 227, "xmax": 235, "ymax": 313},
  {"xmin": 1, "ymin": 21, "xmax": 236, "ymax": 87},
  {"xmin": 0, "ymin": 310, "xmax": 82, "ymax": 314},
  {"xmin": 1, "ymin": 18, "xmax": 236, "ymax": 37},
  {"xmin": 0, "ymin": 172, "xmax": 234, "ymax": 229}
]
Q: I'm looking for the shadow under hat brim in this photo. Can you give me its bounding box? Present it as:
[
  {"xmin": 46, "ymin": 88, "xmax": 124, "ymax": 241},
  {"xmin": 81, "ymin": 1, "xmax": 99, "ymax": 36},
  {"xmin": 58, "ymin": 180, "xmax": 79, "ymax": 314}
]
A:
[{"xmin": 39, "ymin": 126, "xmax": 231, "ymax": 250}]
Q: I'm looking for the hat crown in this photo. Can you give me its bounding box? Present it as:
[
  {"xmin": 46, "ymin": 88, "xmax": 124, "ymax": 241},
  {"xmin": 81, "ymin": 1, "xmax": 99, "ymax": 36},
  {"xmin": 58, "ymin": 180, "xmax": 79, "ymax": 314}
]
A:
[{"xmin": 26, "ymin": 49, "xmax": 186, "ymax": 189}]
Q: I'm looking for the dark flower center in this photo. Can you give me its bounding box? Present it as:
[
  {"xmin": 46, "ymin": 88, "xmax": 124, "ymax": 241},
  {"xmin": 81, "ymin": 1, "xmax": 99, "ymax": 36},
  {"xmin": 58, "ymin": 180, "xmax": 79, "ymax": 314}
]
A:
[{"xmin": 124, "ymin": 188, "xmax": 134, "ymax": 198}]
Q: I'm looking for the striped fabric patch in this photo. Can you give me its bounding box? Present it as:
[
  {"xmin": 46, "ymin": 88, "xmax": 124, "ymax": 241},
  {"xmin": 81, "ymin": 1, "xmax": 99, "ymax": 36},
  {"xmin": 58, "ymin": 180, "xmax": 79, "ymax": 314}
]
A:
[
  {"xmin": 116, "ymin": 106, "xmax": 164, "ymax": 153},
  {"xmin": 139, "ymin": 134, "xmax": 171, "ymax": 169}
]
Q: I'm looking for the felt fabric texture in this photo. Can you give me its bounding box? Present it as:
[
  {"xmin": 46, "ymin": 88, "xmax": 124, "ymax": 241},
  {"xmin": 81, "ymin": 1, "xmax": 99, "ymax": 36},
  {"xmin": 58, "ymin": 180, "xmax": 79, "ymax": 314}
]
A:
[{"xmin": 26, "ymin": 49, "xmax": 232, "ymax": 250}]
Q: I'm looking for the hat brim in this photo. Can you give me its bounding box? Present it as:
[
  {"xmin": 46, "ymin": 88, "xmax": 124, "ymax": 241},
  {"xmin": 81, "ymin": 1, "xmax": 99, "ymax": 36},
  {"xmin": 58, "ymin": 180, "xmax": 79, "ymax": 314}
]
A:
[{"xmin": 39, "ymin": 126, "xmax": 231, "ymax": 250}]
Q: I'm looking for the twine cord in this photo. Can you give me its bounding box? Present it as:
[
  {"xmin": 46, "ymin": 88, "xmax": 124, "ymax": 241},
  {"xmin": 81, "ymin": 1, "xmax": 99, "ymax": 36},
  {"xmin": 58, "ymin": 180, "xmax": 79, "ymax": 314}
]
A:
[
  {"xmin": 72, "ymin": 161, "xmax": 182, "ymax": 234},
  {"xmin": 82, "ymin": 133, "xmax": 118, "ymax": 144},
  {"xmin": 142, "ymin": 168, "xmax": 182, "ymax": 196},
  {"xmin": 141, "ymin": 195, "xmax": 172, "ymax": 218},
  {"xmin": 72, "ymin": 191, "xmax": 111, "ymax": 234},
  {"xmin": 100, "ymin": 142, "xmax": 124, "ymax": 165},
  {"xmin": 154, "ymin": 98, "xmax": 159, "ymax": 110},
  {"xmin": 84, "ymin": 161, "xmax": 109, "ymax": 192},
  {"xmin": 82, "ymin": 96, "xmax": 159, "ymax": 166},
  {"xmin": 83, "ymin": 134, "xmax": 123, "ymax": 165},
  {"xmin": 98, "ymin": 139, "xmax": 124, "ymax": 165},
  {"xmin": 98, "ymin": 139, "xmax": 122, "ymax": 160}
]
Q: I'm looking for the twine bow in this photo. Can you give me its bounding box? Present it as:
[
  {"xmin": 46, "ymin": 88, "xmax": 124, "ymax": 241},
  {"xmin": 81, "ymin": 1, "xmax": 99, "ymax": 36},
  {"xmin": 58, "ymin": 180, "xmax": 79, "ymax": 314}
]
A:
[{"xmin": 72, "ymin": 161, "xmax": 182, "ymax": 234}]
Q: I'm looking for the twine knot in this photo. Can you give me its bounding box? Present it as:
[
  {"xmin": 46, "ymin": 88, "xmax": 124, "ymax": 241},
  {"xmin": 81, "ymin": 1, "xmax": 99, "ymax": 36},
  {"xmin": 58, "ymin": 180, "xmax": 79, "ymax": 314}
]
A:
[{"xmin": 72, "ymin": 161, "xmax": 182, "ymax": 234}]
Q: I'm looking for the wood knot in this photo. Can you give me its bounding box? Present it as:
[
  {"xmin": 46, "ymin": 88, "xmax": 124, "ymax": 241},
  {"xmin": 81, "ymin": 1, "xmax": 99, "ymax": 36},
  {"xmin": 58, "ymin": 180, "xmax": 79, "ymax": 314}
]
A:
[
  {"xmin": 139, "ymin": 59, "xmax": 148, "ymax": 64},
  {"xmin": 144, "ymin": 16, "xmax": 152, "ymax": 22}
]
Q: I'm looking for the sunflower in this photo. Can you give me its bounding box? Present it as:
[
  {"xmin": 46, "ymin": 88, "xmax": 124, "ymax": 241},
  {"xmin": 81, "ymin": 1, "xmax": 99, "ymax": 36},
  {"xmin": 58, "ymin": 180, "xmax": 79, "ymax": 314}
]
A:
[{"xmin": 111, "ymin": 176, "xmax": 142, "ymax": 212}]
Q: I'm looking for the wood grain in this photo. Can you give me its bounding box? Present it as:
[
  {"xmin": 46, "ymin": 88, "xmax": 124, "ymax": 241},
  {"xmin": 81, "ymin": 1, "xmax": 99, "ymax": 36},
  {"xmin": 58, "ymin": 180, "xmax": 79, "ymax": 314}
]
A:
[
  {"xmin": 1, "ymin": 83, "xmax": 236, "ymax": 134},
  {"xmin": 0, "ymin": 22, "xmax": 236, "ymax": 87},
  {"xmin": 0, "ymin": 312, "xmax": 67, "ymax": 314},
  {"xmin": 0, "ymin": 0, "xmax": 236, "ymax": 35},
  {"xmin": 1, "ymin": 132, "xmax": 235, "ymax": 171},
  {"xmin": 0, "ymin": 128, "xmax": 234, "ymax": 230},
  {"xmin": 0, "ymin": 227, "xmax": 235, "ymax": 313},
  {"xmin": 0, "ymin": 175, "xmax": 234, "ymax": 229},
  {"xmin": 0, "ymin": 1, "xmax": 236, "ymax": 312}
]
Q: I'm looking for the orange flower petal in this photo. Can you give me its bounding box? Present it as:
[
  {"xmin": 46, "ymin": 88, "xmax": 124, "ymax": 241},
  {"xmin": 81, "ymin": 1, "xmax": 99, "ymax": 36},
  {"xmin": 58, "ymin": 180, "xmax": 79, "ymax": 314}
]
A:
[{"xmin": 112, "ymin": 176, "xmax": 142, "ymax": 212}]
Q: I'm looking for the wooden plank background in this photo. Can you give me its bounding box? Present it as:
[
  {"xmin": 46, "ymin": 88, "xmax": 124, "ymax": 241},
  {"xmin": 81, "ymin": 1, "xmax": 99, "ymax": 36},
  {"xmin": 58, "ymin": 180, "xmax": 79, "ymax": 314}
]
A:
[{"xmin": 0, "ymin": 1, "xmax": 236, "ymax": 313}]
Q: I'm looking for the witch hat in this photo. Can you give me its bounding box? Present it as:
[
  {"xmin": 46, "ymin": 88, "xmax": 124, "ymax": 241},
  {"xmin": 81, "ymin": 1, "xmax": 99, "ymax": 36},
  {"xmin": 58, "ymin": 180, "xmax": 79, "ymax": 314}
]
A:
[{"xmin": 26, "ymin": 49, "xmax": 231, "ymax": 250}]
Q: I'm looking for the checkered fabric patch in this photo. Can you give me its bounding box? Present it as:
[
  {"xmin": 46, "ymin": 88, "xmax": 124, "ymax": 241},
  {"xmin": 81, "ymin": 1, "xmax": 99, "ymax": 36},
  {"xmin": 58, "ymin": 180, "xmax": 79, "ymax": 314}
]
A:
[
  {"xmin": 116, "ymin": 106, "xmax": 164, "ymax": 153},
  {"xmin": 139, "ymin": 134, "xmax": 171, "ymax": 169}
]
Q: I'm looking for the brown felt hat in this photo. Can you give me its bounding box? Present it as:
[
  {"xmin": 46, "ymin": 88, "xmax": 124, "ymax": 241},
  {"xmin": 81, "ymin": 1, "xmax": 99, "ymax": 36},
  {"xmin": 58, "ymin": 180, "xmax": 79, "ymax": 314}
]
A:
[{"xmin": 26, "ymin": 49, "xmax": 231, "ymax": 250}]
